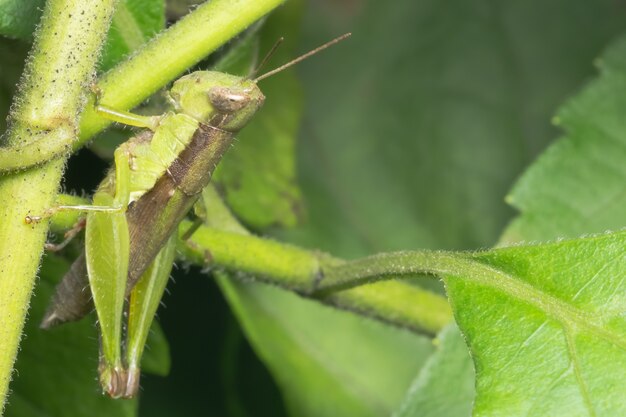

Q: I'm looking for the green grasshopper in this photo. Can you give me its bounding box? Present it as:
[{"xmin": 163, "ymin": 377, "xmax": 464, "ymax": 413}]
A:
[{"xmin": 34, "ymin": 33, "xmax": 351, "ymax": 398}]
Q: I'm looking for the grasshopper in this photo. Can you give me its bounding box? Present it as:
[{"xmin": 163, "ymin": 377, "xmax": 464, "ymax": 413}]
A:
[{"xmin": 35, "ymin": 33, "xmax": 351, "ymax": 398}]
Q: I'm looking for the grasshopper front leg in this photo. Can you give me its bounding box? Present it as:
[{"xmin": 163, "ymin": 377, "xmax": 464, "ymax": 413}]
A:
[{"xmin": 24, "ymin": 145, "xmax": 132, "ymax": 224}]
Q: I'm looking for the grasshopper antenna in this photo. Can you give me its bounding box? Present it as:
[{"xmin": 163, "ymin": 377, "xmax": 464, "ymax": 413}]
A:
[
  {"xmin": 253, "ymin": 33, "xmax": 351, "ymax": 82},
  {"xmin": 248, "ymin": 37, "xmax": 285, "ymax": 80}
]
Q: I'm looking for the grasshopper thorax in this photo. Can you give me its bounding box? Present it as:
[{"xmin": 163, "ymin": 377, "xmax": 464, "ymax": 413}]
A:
[{"xmin": 169, "ymin": 71, "xmax": 265, "ymax": 131}]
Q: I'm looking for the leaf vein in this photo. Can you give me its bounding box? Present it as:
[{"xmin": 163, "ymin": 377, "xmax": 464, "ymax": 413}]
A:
[{"xmin": 563, "ymin": 325, "xmax": 596, "ymax": 417}]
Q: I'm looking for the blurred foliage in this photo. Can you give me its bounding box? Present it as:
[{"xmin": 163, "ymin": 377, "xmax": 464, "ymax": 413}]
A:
[
  {"xmin": 394, "ymin": 325, "xmax": 474, "ymax": 417},
  {"xmin": 1, "ymin": 0, "xmax": 626, "ymax": 416},
  {"xmin": 0, "ymin": 38, "xmax": 28, "ymax": 133},
  {"xmin": 4, "ymin": 255, "xmax": 137, "ymax": 417},
  {"xmin": 100, "ymin": 0, "xmax": 165, "ymax": 70},
  {"xmin": 502, "ymin": 35, "xmax": 626, "ymax": 242},
  {"xmin": 282, "ymin": 0, "xmax": 626, "ymax": 255},
  {"xmin": 0, "ymin": 0, "xmax": 45, "ymax": 39},
  {"xmin": 213, "ymin": 1, "xmax": 305, "ymax": 230}
]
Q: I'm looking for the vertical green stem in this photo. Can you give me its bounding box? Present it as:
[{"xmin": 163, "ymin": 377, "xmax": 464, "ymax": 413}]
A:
[{"xmin": 0, "ymin": 0, "xmax": 117, "ymax": 410}]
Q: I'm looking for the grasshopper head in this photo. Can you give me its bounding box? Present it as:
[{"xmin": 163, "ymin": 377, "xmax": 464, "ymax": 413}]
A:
[{"xmin": 169, "ymin": 71, "xmax": 265, "ymax": 131}]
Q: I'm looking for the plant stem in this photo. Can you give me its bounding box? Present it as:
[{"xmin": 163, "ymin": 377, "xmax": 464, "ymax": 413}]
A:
[
  {"xmin": 178, "ymin": 186, "xmax": 454, "ymax": 335},
  {"xmin": 0, "ymin": 0, "xmax": 285, "ymax": 171},
  {"xmin": 0, "ymin": 0, "xmax": 117, "ymax": 410},
  {"xmin": 319, "ymin": 251, "xmax": 477, "ymax": 291},
  {"xmin": 48, "ymin": 193, "xmax": 454, "ymax": 334},
  {"xmin": 79, "ymin": 0, "xmax": 285, "ymax": 143},
  {"xmin": 180, "ymin": 223, "xmax": 453, "ymax": 334}
]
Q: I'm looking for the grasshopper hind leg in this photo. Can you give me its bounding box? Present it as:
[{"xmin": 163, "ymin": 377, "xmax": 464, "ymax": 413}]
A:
[{"xmin": 99, "ymin": 363, "xmax": 128, "ymax": 399}]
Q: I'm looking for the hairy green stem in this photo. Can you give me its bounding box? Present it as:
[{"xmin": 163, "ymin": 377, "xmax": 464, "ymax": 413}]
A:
[
  {"xmin": 180, "ymin": 223, "xmax": 453, "ymax": 334},
  {"xmin": 48, "ymin": 190, "xmax": 454, "ymax": 334},
  {"xmin": 0, "ymin": 0, "xmax": 117, "ymax": 410},
  {"xmin": 319, "ymin": 251, "xmax": 475, "ymax": 291},
  {"xmin": 0, "ymin": 0, "xmax": 285, "ymax": 171},
  {"xmin": 178, "ymin": 187, "xmax": 453, "ymax": 334},
  {"xmin": 79, "ymin": 0, "xmax": 284, "ymax": 141}
]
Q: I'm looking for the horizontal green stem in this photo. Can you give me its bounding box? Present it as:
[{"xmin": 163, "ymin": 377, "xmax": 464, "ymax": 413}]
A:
[
  {"xmin": 47, "ymin": 192, "xmax": 454, "ymax": 335},
  {"xmin": 319, "ymin": 251, "xmax": 475, "ymax": 291},
  {"xmin": 0, "ymin": 0, "xmax": 285, "ymax": 171},
  {"xmin": 179, "ymin": 220, "xmax": 453, "ymax": 335},
  {"xmin": 78, "ymin": 0, "xmax": 285, "ymax": 143},
  {"xmin": 179, "ymin": 222, "xmax": 324, "ymax": 292},
  {"xmin": 322, "ymin": 280, "xmax": 451, "ymax": 335}
]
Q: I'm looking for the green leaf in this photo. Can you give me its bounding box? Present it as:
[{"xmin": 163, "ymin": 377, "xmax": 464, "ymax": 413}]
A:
[
  {"xmin": 393, "ymin": 324, "xmax": 474, "ymax": 417},
  {"xmin": 0, "ymin": 0, "xmax": 45, "ymax": 39},
  {"xmin": 502, "ymin": 36, "xmax": 626, "ymax": 242},
  {"xmin": 218, "ymin": 276, "xmax": 435, "ymax": 417},
  {"xmin": 467, "ymin": 31, "xmax": 626, "ymax": 417},
  {"xmin": 100, "ymin": 0, "xmax": 165, "ymax": 71},
  {"xmin": 445, "ymin": 231, "xmax": 626, "ymax": 416},
  {"xmin": 213, "ymin": 0, "xmax": 304, "ymax": 229},
  {"xmin": 203, "ymin": 5, "xmax": 438, "ymax": 406},
  {"xmin": 223, "ymin": 2, "xmax": 626, "ymax": 416},
  {"xmin": 198, "ymin": 186, "xmax": 434, "ymax": 417},
  {"xmin": 283, "ymin": 0, "xmax": 626, "ymax": 255},
  {"xmin": 5, "ymin": 255, "xmax": 136, "ymax": 417}
]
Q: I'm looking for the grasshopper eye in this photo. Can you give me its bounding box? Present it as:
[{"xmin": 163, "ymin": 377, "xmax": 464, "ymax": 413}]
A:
[{"xmin": 208, "ymin": 87, "xmax": 250, "ymax": 113}]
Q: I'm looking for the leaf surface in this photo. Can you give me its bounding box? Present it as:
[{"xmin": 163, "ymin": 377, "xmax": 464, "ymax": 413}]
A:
[
  {"xmin": 100, "ymin": 0, "xmax": 165, "ymax": 71},
  {"xmin": 451, "ymin": 31, "xmax": 626, "ymax": 417},
  {"xmin": 286, "ymin": 0, "xmax": 626, "ymax": 255},
  {"xmin": 219, "ymin": 277, "xmax": 435, "ymax": 417},
  {"xmin": 139, "ymin": 320, "xmax": 171, "ymax": 377},
  {"xmin": 503, "ymin": 36, "xmax": 626, "ymax": 242},
  {"xmin": 446, "ymin": 231, "xmax": 626, "ymax": 416},
  {"xmin": 394, "ymin": 324, "xmax": 474, "ymax": 417}
]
